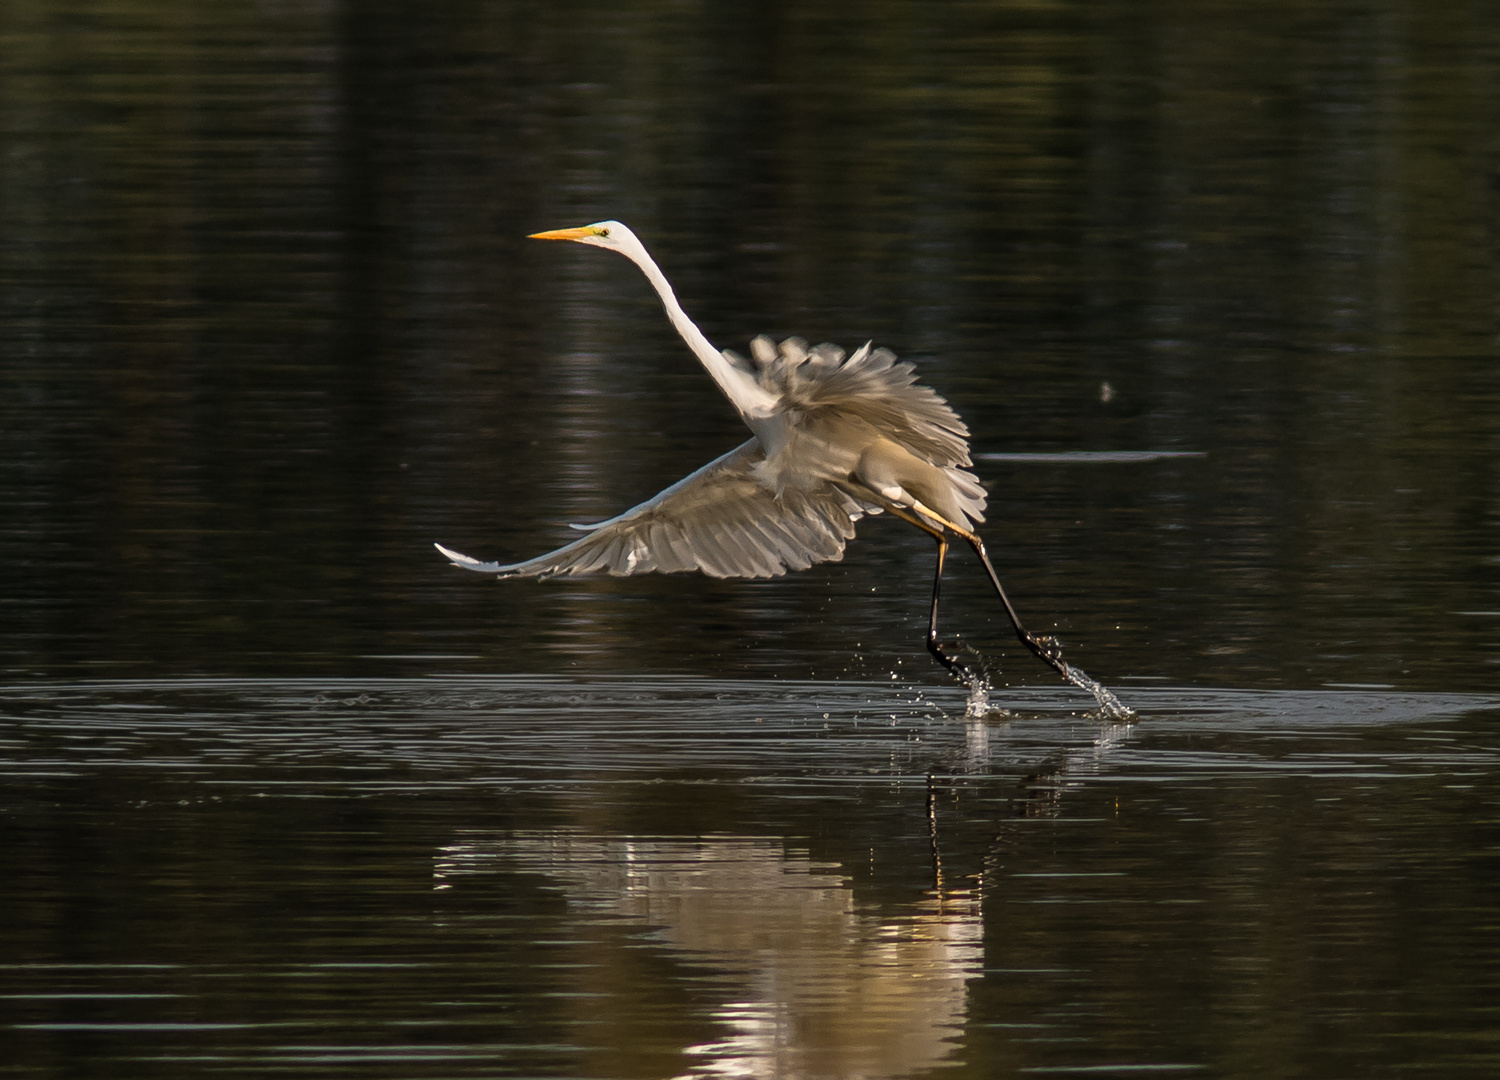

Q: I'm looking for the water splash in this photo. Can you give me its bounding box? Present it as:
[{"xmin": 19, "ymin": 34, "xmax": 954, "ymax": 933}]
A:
[
  {"xmin": 1060, "ymin": 661, "xmax": 1135, "ymax": 721},
  {"xmin": 948, "ymin": 643, "xmax": 1127, "ymax": 720},
  {"xmin": 945, "ymin": 642, "xmax": 1000, "ymax": 719},
  {"xmin": 961, "ymin": 668, "xmax": 991, "ymax": 719}
]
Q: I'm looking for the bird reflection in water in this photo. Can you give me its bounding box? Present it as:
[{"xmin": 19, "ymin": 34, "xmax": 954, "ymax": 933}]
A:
[{"xmin": 434, "ymin": 834, "xmax": 982, "ymax": 1079}]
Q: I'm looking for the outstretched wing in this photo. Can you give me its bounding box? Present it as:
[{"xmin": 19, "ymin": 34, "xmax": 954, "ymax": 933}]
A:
[{"xmin": 435, "ymin": 439, "xmax": 873, "ymax": 580}]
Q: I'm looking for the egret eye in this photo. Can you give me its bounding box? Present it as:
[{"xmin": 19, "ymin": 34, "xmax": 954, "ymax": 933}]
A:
[{"xmin": 596, "ymin": 226, "xmax": 611, "ymax": 237}]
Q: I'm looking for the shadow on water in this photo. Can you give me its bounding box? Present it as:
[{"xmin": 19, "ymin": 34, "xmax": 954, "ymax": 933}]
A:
[{"xmin": 3, "ymin": 677, "xmax": 1499, "ymax": 1078}]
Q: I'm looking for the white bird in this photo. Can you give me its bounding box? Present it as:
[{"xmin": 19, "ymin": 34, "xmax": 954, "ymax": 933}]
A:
[{"xmin": 437, "ymin": 221, "xmax": 1128, "ymax": 713}]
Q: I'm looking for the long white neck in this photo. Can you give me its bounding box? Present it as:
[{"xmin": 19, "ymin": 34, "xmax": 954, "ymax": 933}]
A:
[{"xmin": 622, "ymin": 241, "xmax": 780, "ymax": 423}]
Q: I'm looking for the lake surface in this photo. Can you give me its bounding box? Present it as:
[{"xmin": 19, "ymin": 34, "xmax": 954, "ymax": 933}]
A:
[
  {"xmin": 5, "ymin": 678, "xmax": 1500, "ymax": 1078},
  {"xmin": 2, "ymin": 1, "xmax": 1499, "ymax": 1076}
]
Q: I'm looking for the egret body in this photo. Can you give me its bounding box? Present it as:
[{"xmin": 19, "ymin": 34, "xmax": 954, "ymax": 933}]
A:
[{"xmin": 437, "ymin": 222, "xmax": 1128, "ymax": 716}]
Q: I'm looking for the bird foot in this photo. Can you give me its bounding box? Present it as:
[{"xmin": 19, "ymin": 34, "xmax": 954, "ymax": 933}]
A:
[
  {"xmin": 1025, "ymin": 632, "xmax": 1065, "ymax": 664},
  {"xmin": 928, "ymin": 639, "xmax": 968, "ymax": 677},
  {"xmin": 931, "ymin": 642, "xmax": 995, "ymax": 717},
  {"xmin": 929, "ymin": 638, "xmax": 991, "ymax": 690}
]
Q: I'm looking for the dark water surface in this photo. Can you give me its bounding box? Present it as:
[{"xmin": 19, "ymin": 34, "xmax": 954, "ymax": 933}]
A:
[
  {"xmin": 3, "ymin": 0, "xmax": 1500, "ymax": 1076},
  {"xmin": 4, "ymin": 679, "xmax": 1500, "ymax": 1078}
]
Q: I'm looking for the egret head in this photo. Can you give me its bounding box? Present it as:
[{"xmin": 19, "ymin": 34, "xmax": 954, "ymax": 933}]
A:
[{"xmin": 528, "ymin": 220, "xmax": 640, "ymax": 255}]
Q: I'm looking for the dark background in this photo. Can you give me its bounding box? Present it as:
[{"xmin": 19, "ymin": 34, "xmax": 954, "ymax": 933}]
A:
[{"xmin": 2, "ymin": 0, "xmax": 1497, "ymax": 685}]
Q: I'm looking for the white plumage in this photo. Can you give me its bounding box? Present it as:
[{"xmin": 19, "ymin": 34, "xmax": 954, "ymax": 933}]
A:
[{"xmin": 436, "ymin": 221, "xmax": 1130, "ymax": 716}]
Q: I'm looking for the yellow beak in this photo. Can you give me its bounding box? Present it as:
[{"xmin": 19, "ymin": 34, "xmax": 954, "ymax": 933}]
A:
[{"xmin": 528, "ymin": 226, "xmax": 596, "ymax": 241}]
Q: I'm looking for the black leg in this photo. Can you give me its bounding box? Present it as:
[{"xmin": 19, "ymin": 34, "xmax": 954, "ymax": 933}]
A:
[
  {"xmin": 924, "ymin": 531, "xmax": 964, "ymax": 674},
  {"xmin": 967, "ymin": 532, "xmax": 1133, "ymax": 717},
  {"xmin": 961, "ymin": 532, "xmax": 1071, "ymax": 679},
  {"xmin": 892, "ymin": 502, "xmax": 1132, "ymax": 717},
  {"xmin": 890, "ymin": 502, "xmax": 1065, "ymax": 679},
  {"xmin": 886, "ymin": 505, "xmax": 969, "ymax": 677}
]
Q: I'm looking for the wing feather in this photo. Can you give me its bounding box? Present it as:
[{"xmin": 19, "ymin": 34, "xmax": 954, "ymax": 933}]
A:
[
  {"xmin": 435, "ymin": 438, "xmax": 864, "ymax": 580},
  {"xmin": 769, "ymin": 337, "xmax": 974, "ymax": 469}
]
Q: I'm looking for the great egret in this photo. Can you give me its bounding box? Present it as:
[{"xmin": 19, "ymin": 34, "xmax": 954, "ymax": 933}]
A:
[{"xmin": 437, "ymin": 221, "xmax": 1128, "ymax": 716}]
